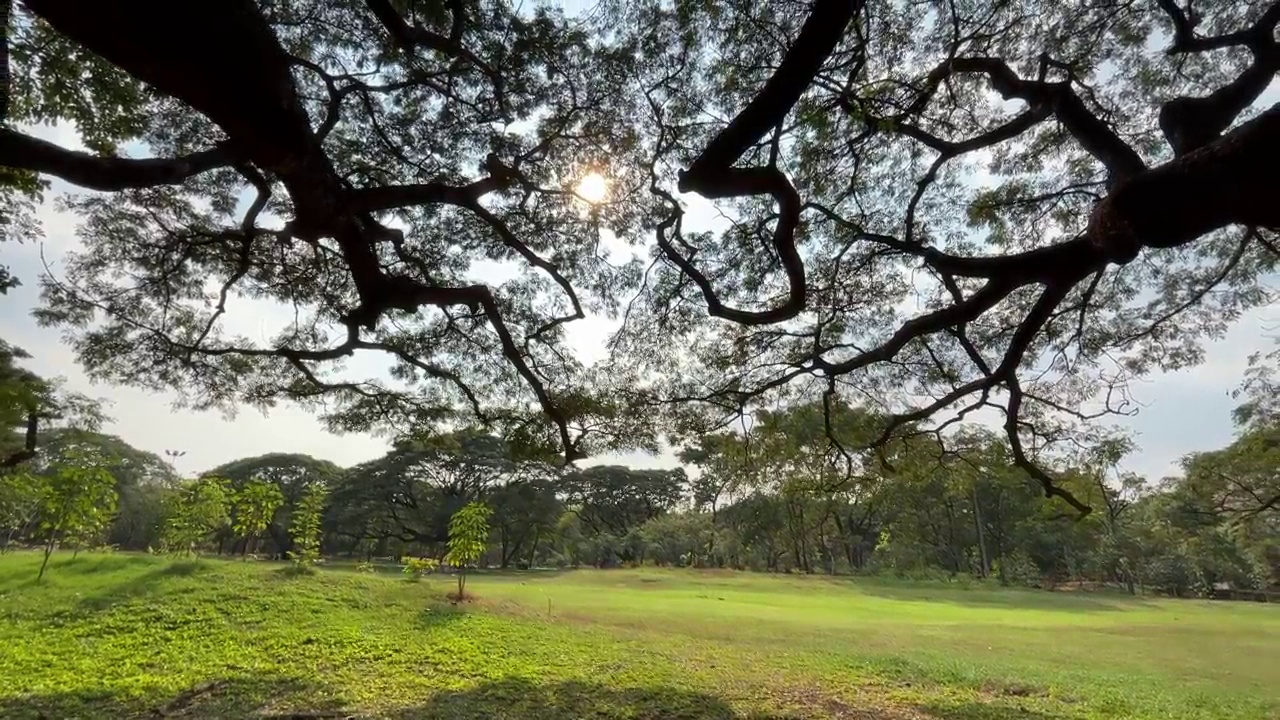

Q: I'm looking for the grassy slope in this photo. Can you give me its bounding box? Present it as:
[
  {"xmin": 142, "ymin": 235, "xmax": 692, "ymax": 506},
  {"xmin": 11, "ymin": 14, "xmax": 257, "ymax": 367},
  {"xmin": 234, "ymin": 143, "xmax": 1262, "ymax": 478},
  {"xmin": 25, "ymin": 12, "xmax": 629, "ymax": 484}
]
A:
[{"xmin": 0, "ymin": 553, "xmax": 1275, "ymax": 720}]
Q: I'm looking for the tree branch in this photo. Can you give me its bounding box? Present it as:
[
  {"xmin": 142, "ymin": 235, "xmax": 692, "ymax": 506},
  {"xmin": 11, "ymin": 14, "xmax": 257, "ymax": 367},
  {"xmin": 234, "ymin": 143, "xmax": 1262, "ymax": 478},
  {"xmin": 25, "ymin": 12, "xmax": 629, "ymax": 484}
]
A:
[
  {"xmin": 0, "ymin": 411, "xmax": 37, "ymax": 468},
  {"xmin": 0, "ymin": 129, "xmax": 229, "ymax": 191},
  {"xmin": 927, "ymin": 57, "xmax": 1146, "ymax": 185},
  {"xmin": 660, "ymin": 0, "xmax": 861, "ymax": 326},
  {"xmin": 1156, "ymin": 0, "xmax": 1280, "ymax": 55}
]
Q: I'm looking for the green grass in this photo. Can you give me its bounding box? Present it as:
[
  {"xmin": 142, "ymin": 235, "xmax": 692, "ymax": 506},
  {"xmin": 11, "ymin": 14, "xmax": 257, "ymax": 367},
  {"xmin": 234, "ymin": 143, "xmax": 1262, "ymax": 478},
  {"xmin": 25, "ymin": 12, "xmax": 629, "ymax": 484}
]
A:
[{"xmin": 0, "ymin": 553, "xmax": 1276, "ymax": 719}]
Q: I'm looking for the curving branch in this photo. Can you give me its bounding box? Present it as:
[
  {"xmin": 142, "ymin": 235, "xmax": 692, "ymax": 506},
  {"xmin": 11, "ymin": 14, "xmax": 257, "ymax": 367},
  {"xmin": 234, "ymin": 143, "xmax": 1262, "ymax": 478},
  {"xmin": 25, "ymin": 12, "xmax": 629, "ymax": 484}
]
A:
[
  {"xmin": 21, "ymin": 0, "xmax": 588, "ymax": 460},
  {"xmin": 1156, "ymin": 0, "xmax": 1280, "ymax": 55},
  {"xmin": 917, "ymin": 57, "xmax": 1146, "ymax": 186},
  {"xmin": 1156, "ymin": 0, "xmax": 1280, "ymax": 155},
  {"xmin": 364, "ymin": 0, "xmax": 506, "ymax": 115},
  {"xmin": 659, "ymin": 0, "xmax": 862, "ymax": 326}
]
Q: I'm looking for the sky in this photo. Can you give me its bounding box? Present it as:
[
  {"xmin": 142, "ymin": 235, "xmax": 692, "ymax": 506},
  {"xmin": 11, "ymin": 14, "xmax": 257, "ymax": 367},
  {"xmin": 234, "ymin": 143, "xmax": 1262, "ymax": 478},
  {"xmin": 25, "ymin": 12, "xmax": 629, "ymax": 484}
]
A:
[{"xmin": 3, "ymin": 93, "xmax": 1278, "ymax": 484}]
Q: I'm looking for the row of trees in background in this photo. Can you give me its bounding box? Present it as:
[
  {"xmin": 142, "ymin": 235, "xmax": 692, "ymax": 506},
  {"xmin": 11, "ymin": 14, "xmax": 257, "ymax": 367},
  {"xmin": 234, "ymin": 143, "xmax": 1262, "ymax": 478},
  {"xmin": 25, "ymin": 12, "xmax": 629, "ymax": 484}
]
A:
[{"xmin": 2, "ymin": 399, "xmax": 1274, "ymax": 596}]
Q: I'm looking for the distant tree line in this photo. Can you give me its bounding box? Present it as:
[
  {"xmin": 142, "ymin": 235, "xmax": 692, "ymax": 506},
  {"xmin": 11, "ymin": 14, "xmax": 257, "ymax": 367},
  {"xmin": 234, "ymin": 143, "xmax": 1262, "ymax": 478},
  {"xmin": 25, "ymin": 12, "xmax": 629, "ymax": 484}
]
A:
[{"xmin": 1, "ymin": 403, "xmax": 1275, "ymax": 597}]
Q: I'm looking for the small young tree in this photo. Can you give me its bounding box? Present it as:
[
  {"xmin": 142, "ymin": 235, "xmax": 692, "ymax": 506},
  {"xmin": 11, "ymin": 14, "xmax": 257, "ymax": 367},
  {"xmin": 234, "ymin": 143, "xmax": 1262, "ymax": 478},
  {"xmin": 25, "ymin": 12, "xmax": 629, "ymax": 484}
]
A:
[
  {"xmin": 36, "ymin": 463, "xmax": 117, "ymax": 580},
  {"xmin": 288, "ymin": 483, "xmax": 327, "ymax": 570},
  {"xmin": 231, "ymin": 479, "xmax": 284, "ymax": 558},
  {"xmin": 163, "ymin": 477, "xmax": 231, "ymax": 556},
  {"xmin": 445, "ymin": 501, "xmax": 492, "ymax": 600}
]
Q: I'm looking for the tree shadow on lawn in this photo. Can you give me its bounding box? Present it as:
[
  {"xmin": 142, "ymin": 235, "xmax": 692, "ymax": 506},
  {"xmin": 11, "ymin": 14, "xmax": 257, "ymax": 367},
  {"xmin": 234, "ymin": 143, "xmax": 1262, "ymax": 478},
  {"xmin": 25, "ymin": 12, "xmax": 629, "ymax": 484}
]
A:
[
  {"xmin": 847, "ymin": 579, "xmax": 1153, "ymax": 612},
  {"xmin": 916, "ymin": 700, "xmax": 1074, "ymax": 720},
  {"xmin": 0, "ymin": 675, "xmax": 343, "ymax": 720},
  {"xmin": 390, "ymin": 678, "xmax": 1076, "ymax": 720},
  {"xmin": 72, "ymin": 559, "xmax": 208, "ymax": 613},
  {"xmin": 0, "ymin": 676, "xmax": 1075, "ymax": 720},
  {"xmin": 389, "ymin": 678, "xmax": 792, "ymax": 719}
]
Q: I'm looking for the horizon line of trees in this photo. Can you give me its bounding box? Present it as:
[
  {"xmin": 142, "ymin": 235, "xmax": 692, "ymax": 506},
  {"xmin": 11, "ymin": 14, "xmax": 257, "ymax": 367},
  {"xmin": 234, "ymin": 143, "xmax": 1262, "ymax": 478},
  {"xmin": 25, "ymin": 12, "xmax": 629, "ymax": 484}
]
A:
[{"xmin": 2, "ymin": 398, "xmax": 1275, "ymax": 598}]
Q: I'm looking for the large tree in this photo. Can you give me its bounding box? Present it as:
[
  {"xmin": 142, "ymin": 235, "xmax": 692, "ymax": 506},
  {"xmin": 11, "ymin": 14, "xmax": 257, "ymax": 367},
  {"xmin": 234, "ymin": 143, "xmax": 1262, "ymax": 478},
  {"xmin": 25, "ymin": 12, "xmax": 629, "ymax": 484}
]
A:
[
  {"xmin": 328, "ymin": 431, "xmax": 556, "ymax": 550},
  {"xmin": 3, "ymin": 0, "xmax": 1277, "ymax": 514}
]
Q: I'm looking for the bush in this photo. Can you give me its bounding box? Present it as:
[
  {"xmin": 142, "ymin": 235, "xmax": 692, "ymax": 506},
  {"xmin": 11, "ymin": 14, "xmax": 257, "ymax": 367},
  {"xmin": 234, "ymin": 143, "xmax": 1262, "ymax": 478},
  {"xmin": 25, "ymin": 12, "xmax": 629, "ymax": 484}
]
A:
[
  {"xmin": 994, "ymin": 551, "xmax": 1041, "ymax": 587},
  {"xmin": 401, "ymin": 556, "xmax": 439, "ymax": 581}
]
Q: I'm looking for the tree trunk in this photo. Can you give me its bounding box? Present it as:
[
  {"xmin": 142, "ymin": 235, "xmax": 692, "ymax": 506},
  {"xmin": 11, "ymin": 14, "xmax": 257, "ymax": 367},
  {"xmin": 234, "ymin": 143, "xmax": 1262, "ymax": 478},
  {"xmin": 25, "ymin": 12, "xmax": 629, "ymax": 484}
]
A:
[
  {"xmin": 37, "ymin": 528, "xmax": 59, "ymax": 582},
  {"xmin": 527, "ymin": 529, "xmax": 540, "ymax": 568},
  {"xmin": 971, "ymin": 483, "xmax": 989, "ymax": 578}
]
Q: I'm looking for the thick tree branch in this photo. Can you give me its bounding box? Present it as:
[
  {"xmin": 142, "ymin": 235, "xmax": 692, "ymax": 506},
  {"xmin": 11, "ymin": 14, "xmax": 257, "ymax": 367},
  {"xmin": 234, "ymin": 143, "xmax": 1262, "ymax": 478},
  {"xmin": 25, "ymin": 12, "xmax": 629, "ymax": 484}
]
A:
[
  {"xmin": 927, "ymin": 57, "xmax": 1146, "ymax": 185},
  {"xmin": 0, "ymin": 129, "xmax": 229, "ymax": 191},
  {"xmin": 661, "ymin": 0, "xmax": 861, "ymax": 326},
  {"xmin": 1089, "ymin": 104, "xmax": 1280, "ymax": 261},
  {"xmin": 0, "ymin": 411, "xmax": 37, "ymax": 468},
  {"xmin": 1156, "ymin": 1, "xmax": 1280, "ymax": 154},
  {"xmin": 1156, "ymin": 0, "xmax": 1280, "ymax": 55},
  {"xmin": 364, "ymin": 0, "xmax": 506, "ymax": 114}
]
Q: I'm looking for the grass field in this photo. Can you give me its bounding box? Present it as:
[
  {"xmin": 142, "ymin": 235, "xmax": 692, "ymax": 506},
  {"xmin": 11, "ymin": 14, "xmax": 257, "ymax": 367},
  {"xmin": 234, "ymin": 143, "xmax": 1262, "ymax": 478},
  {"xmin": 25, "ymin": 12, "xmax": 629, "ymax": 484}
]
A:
[{"xmin": 0, "ymin": 552, "xmax": 1276, "ymax": 719}]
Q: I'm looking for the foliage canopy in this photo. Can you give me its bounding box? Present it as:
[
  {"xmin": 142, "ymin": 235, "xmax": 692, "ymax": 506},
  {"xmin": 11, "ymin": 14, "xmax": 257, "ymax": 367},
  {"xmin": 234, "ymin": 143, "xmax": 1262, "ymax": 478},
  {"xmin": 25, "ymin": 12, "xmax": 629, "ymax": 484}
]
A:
[{"xmin": 1, "ymin": 0, "xmax": 1279, "ymax": 514}]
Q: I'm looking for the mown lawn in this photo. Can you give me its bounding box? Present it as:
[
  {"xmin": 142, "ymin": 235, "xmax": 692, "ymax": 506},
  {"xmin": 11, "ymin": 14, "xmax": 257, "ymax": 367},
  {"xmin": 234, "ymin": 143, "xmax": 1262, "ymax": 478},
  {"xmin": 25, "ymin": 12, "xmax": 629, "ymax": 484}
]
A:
[{"xmin": 0, "ymin": 552, "xmax": 1275, "ymax": 719}]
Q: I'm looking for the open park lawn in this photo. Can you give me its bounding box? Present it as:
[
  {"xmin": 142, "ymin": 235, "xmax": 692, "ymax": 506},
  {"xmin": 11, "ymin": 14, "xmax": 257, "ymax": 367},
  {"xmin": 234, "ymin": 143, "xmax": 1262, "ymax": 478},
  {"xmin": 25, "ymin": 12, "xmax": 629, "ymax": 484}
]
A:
[{"xmin": 0, "ymin": 553, "xmax": 1275, "ymax": 719}]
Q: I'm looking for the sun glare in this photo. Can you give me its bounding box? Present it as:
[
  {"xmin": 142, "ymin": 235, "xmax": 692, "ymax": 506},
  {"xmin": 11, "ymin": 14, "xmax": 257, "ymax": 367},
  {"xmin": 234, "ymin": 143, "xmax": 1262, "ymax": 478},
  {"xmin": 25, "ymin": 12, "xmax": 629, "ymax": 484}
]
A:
[{"xmin": 576, "ymin": 172, "xmax": 609, "ymax": 204}]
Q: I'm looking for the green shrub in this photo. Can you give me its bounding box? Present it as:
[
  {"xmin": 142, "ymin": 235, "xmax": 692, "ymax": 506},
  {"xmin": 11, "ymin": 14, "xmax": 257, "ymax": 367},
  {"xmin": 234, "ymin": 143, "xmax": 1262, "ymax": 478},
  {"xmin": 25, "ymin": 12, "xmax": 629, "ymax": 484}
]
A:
[
  {"xmin": 994, "ymin": 551, "xmax": 1042, "ymax": 587},
  {"xmin": 401, "ymin": 556, "xmax": 439, "ymax": 581}
]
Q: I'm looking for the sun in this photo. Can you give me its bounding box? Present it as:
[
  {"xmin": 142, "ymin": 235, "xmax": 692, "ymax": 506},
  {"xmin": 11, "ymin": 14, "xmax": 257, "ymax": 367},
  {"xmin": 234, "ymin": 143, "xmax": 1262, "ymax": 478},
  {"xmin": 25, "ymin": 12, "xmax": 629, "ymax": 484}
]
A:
[{"xmin": 575, "ymin": 172, "xmax": 609, "ymax": 204}]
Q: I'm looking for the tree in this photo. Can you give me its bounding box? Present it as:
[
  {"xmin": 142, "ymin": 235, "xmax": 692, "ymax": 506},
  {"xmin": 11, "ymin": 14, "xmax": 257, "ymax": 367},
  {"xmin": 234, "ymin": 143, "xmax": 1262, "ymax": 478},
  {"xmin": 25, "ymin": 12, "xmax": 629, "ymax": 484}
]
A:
[
  {"xmin": 0, "ymin": 341, "xmax": 49, "ymax": 469},
  {"xmin": 561, "ymin": 465, "xmax": 686, "ymax": 564},
  {"xmin": 1183, "ymin": 423, "xmax": 1280, "ymax": 518},
  {"xmin": 6, "ymin": 0, "xmax": 1279, "ymax": 518},
  {"xmin": 163, "ymin": 477, "xmax": 231, "ymax": 556},
  {"xmin": 289, "ymin": 482, "xmax": 328, "ymax": 569},
  {"xmin": 207, "ymin": 453, "xmax": 339, "ymax": 556},
  {"xmin": 16, "ymin": 429, "xmax": 180, "ymax": 550},
  {"xmin": 606, "ymin": 0, "xmax": 1280, "ymax": 517},
  {"xmin": 0, "ymin": 471, "xmax": 43, "ymax": 553},
  {"xmin": 444, "ymin": 501, "xmax": 492, "ymax": 599},
  {"xmin": 0, "ymin": 342, "xmax": 104, "ymax": 470},
  {"xmin": 488, "ymin": 475, "xmax": 562, "ymax": 568},
  {"xmin": 35, "ymin": 459, "xmax": 117, "ymax": 580},
  {"xmin": 232, "ymin": 479, "xmax": 285, "ymax": 557},
  {"xmin": 327, "ymin": 431, "xmax": 555, "ymax": 557}
]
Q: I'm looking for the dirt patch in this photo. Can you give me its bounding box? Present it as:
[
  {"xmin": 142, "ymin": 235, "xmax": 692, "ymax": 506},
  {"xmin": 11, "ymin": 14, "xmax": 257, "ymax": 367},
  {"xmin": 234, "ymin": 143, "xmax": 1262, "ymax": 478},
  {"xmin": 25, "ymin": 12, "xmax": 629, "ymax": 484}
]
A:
[{"xmin": 979, "ymin": 679, "xmax": 1051, "ymax": 699}]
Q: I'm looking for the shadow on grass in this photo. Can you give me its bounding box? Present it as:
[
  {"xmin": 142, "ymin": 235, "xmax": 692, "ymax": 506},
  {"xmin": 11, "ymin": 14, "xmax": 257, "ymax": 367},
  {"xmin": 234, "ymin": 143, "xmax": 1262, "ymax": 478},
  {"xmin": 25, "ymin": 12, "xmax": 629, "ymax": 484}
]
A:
[
  {"xmin": 0, "ymin": 675, "xmax": 340, "ymax": 720},
  {"xmin": 847, "ymin": 578, "xmax": 1152, "ymax": 612},
  {"xmin": 0, "ymin": 551, "xmax": 156, "ymax": 588},
  {"xmin": 417, "ymin": 601, "xmax": 471, "ymax": 630},
  {"xmin": 0, "ymin": 676, "xmax": 1078, "ymax": 720},
  {"xmin": 389, "ymin": 678, "xmax": 789, "ymax": 719},
  {"xmin": 74, "ymin": 559, "xmax": 210, "ymax": 613},
  {"xmin": 918, "ymin": 701, "xmax": 1073, "ymax": 720}
]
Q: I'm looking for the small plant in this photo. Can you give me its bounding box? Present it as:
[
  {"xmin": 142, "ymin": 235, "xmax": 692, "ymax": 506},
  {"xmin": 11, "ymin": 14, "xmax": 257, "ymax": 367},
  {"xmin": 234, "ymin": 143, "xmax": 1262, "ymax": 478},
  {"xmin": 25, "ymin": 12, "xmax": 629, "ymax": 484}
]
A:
[
  {"xmin": 444, "ymin": 501, "xmax": 491, "ymax": 600},
  {"xmin": 36, "ymin": 461, "xmax": 118, "ymax": 581},
  {"xmin": 401, "ymin": 556, "xmax": 439, "ymax": 581},
  {"xmin": 288, "ymin": 483, "xmax": 327, "ymax": 571},
  {"xmin": 356, "ymin": 560, "xmax": 376, "ymax": 574},
  {"xmin": 231, "ymin": 479, "xmax": 283, "ymax": 559},
  {"xmin": 162, "ymin": 477, "xmax": 231, "ymax": 557}
]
